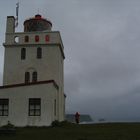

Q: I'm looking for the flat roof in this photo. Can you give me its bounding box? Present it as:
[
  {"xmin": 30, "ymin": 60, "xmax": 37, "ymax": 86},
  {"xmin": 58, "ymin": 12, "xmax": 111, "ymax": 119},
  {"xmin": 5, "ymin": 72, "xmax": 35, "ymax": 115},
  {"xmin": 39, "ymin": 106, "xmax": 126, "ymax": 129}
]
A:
[{"xmin": 0, "ymin": 80, "xmax": 59, "ymax": 90}]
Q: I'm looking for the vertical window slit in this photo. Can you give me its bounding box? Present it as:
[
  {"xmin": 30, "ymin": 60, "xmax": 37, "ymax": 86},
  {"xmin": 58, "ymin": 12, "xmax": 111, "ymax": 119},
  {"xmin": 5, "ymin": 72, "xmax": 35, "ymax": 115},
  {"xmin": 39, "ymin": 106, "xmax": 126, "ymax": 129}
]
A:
[
  {"xmin": 21, "ymin": 48, "xmax": 26, "ymax": 60},
  {"xmin": 25, "ymin": 72, "xmax": 30, "ymax": 83},
  {"xmin": 32, "ymin": 71, "xmax": 37, "ymax": 82},
  {"xmin": 37, "ymin": 47, "xmax": 42, "ymax": 59}
]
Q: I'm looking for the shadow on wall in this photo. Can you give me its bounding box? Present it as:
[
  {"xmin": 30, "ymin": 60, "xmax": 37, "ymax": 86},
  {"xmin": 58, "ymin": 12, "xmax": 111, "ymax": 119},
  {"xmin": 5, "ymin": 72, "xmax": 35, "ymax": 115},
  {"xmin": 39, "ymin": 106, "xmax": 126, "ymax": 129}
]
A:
[{"xmin": 0, "ymin": 73, "xmax": 2, "ymax": 86}]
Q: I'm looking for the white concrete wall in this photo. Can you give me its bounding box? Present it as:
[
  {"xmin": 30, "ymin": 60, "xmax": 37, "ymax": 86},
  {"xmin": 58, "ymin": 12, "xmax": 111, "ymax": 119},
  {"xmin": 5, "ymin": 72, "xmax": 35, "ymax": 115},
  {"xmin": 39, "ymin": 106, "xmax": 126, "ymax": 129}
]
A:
[
  {"xmin": 3, "ymin": 45, "xmax": 65, "ymax": 121},
  {"xmin": 3, "ymin": 17, "xmax": 65, "ymax": 122},
  {"xmin": 3, "ymin": 45, "xmax": 62, "ymax": 85},
  {"xmin": 5, "ymin": 32, "xmax": 63, "ymax": 46},
  {"xmin": 3, "ymin": 31, "xmax": 64, "ymax": 86},
  {"xmin": 0, "ymin": 83, "xmax": 58, "ymax": 127}
]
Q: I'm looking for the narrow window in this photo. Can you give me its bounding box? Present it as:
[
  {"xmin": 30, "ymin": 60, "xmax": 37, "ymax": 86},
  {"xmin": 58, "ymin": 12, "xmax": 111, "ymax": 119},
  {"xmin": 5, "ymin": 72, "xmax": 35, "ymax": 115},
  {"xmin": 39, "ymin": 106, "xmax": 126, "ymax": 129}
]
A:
[
  {"xmin": 45, "ymin": 35, "xmax": 50, "ymax": 42},
  {"xmin": 32, "ymin": 71, "xmax": 37, "ymax": 82},
  {"xmin": 54, "ymin": 99, "xmax": 56, "ymax": 116},
  {"xmin": 25, "ymin": 72, "xmax": 30, "ymax": 83},
  {"xmin": 29, "ymin": 98, "xmax": 41, "ymax": 116},
  {"xmin": 37, "ymin": 47, "xmax": 42, "ymax": 59},
  {"xmin": 0, "ymin": 99, "xmax": 9, "ymax": 116},
  {"xmin": 21, "ymin": 48, "xmax": 26, "ymax": 60},
  {"xmin": 35, "ymin": 35, "xmax": 39, "ymax": 42},
  {"xmin": 25, "ymin": 36, "xmax": 29, "ymax": 42}
]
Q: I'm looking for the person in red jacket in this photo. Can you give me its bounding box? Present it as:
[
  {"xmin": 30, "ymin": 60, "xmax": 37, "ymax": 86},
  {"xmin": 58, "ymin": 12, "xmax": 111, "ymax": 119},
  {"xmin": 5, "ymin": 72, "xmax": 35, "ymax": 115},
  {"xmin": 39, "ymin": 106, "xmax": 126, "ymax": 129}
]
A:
[{"xmin": 75, "ymin": 112, "xmax": 80, "ymax": 124}]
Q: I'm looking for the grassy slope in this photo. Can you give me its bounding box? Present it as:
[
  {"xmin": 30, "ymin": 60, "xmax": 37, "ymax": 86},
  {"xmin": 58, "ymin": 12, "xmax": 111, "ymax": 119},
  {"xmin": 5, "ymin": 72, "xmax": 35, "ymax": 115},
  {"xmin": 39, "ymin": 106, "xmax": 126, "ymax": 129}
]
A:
[{"xmin": 1, "ymin": 123, "xmax": 140, "ymax": 140}]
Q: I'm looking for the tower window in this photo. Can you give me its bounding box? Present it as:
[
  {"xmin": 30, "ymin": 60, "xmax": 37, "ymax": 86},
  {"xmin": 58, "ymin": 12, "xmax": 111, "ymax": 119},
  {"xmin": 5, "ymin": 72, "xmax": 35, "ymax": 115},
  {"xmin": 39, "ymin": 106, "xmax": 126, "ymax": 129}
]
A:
[
  {"xmin": 35, "ymin": 35, "xmax": 39, "ymax": 42},
  {"xmin": 21, "ymin": 48, "xmax": 26, "ymax": 60},
  {"xmin": 29, "ymin": 98, "xmax": 41, "ymax": 116},
  {"xmin": 25, "ymin": 36, "xmax": 29, "ymax": 42},
  {"xmin": 32, "ymin": 71, "xmax": 37, "ymax": 82},
  {"xmin": 0, "ymin": 99, "xmax": 9, "ymax": 116},
  {"xmin": 45, "ymin": 35, "xmax": 50, "ymax": 42},
  {"xmin": 25, "ymin": 72, "xmax": 30, "ymax": 83},
  {"xmin": 37, "ymin": 47, "xmax": 42, "ymax": 59}
]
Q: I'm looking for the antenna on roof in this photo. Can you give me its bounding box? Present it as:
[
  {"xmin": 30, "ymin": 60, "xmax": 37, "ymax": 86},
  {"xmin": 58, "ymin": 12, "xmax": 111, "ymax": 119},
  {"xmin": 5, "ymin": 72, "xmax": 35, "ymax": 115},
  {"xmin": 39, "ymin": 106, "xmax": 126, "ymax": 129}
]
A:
[{"xmin": 15, "ymin": 1, "xmax": 19, "ymax": 28}]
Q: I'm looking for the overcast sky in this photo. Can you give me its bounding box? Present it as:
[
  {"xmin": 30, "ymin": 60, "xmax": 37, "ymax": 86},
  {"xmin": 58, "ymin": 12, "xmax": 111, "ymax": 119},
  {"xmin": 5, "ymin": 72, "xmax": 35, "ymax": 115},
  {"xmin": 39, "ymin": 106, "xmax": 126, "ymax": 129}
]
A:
[{"xmin": 1, "ymin": 0, "xmax": 140, "ymax": 122}]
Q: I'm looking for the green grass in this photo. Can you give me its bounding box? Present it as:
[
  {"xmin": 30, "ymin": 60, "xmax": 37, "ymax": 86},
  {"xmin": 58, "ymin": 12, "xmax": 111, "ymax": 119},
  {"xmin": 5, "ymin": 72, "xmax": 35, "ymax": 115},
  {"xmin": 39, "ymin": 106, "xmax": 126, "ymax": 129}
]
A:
[{"xmin": 1, "ymin": 123, "xmax": 140, "ymax": 140}]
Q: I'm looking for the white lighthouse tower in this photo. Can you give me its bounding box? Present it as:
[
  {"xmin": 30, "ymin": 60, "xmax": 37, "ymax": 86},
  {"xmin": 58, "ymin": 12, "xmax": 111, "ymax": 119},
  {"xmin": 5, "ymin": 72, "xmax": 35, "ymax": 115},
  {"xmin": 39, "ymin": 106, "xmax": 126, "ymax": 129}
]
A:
[{"xmin": 0, "ymin": 14, "xmax": 65, "ymax": 126}]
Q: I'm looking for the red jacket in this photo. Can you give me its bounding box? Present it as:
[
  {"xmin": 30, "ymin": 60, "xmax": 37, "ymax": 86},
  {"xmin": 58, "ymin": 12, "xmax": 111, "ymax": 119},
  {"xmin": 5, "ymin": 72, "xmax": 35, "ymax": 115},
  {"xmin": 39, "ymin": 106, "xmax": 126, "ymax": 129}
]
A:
[{"xmin": 75, "ymin": 112, "xmax": 80, "ymax": 119}]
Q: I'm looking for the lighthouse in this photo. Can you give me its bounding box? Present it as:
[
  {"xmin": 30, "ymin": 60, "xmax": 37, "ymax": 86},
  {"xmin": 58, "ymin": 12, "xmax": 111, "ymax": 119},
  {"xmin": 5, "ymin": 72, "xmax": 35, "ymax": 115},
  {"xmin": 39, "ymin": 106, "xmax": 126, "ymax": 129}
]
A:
[{"xmin": 0, "ymin": 14, "xmax": 65, "ymax": 126}]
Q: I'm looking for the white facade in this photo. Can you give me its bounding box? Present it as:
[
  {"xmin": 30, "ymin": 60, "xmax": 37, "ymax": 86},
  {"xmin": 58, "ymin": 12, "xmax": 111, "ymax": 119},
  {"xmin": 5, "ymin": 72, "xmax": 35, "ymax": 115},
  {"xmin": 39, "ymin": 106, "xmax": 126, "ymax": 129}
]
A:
[
  {"xmin": 0, "ymin": 81, "xmax": 58, "ymax": 126},
  {"xmin": 0, "ymin": 15, "xmax": 65, "ymax": 126}
]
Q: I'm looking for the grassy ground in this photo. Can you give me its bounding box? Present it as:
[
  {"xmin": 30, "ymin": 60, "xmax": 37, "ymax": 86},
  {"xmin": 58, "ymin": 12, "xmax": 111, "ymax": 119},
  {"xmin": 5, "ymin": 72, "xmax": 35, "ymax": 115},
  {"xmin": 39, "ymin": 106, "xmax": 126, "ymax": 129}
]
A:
[{"xmin": 1, "ymin": 123, "xmax": 140, "ymax": 140}]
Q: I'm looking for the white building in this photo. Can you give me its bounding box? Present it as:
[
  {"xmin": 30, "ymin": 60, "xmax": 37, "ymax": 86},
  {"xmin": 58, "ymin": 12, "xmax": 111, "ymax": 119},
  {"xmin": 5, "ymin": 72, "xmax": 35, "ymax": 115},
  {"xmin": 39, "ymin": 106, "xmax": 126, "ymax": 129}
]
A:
[{"xmin": 0, "ymin": 14, "xmax": 65, "ymax": 126}]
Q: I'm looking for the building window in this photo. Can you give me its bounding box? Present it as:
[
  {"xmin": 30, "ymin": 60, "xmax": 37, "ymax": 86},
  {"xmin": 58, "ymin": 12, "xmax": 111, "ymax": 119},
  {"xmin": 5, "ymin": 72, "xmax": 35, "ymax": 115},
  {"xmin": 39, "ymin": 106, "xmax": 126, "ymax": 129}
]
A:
[
  {"xmin": 45, "ymin": 35, "xmax": 50, "ymax": 42},
  {"xmin": 25, "ymin": 72, "xmax": 30, "ymax": 83},
  {"xmin": 29, "ymin": 98, "xmax": 41, "ymax": 116},
  {"xmin": 32, "ymin": 71, "xmax": 37, "ymax": 82},
  {"xmin": 37, "ymin": 47, "xmax": 42, "ymax": 59},
  {"xmin": 25, "ymin": 36, "xmax": 29, "ymax": 42},
  {"xmin": 21, "ymin": 48, "xmax": 26, "ymax": 60},
  {"xmin": 54, "ymin": 99, "xmax": 56, "ymax": 116},
  {"xmin": 0, "ymin": 99, "xmax": 9, "ymax": 116},
  {"xmin": 35, "ymin": 35, "xmax": 39, "ymax": 42}
]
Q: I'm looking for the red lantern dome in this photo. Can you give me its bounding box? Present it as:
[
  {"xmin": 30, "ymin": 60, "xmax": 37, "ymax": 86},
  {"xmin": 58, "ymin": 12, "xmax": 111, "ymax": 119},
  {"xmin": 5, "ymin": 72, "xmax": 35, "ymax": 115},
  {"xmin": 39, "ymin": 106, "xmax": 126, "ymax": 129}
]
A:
[{"xmin": 24, "ymin": 14, "xmax": 52, "ymax": 32}]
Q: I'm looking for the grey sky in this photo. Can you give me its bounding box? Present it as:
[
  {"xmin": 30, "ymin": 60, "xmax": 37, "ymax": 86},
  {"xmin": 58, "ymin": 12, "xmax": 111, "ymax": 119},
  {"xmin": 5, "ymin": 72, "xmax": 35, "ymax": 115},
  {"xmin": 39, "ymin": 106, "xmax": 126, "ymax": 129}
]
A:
[{"xmin": 1, "ymin": 0, "xmax": 140, "ymax": 121}]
